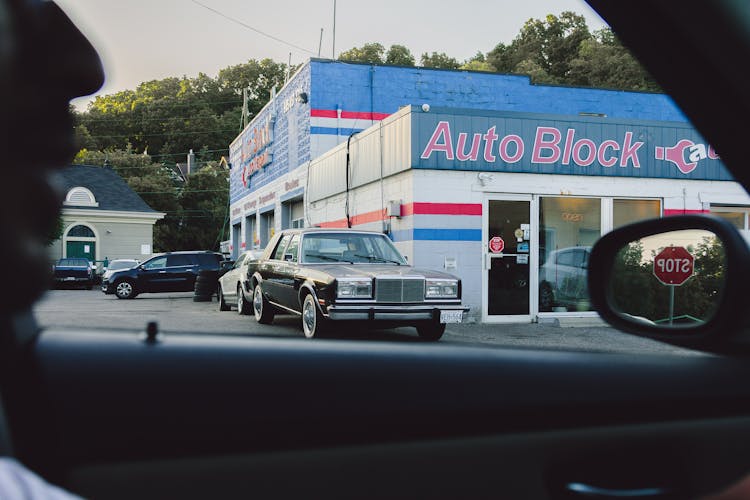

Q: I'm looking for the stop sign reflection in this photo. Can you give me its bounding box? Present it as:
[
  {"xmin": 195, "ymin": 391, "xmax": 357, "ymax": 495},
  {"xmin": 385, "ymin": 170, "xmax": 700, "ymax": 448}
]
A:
[{"xmin": 653, "ymin": 246, "xmax": 694, "ymax": 286}]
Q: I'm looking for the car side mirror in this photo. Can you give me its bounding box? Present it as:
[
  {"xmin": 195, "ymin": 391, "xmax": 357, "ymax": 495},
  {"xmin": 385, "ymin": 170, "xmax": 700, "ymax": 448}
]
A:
[
  {"xmin": 588, "ymin": 215, "xmax": 750, "ymax": 354},
  {"xmin": 284, "ymin": 253, "xmax": 294, "ymax": 262}
]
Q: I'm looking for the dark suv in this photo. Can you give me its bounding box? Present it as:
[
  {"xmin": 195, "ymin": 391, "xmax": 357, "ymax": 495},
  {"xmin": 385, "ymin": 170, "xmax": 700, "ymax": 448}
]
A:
[{"xmin": 101, "ymin": 251, "xmax": 224, "ymax": 299}]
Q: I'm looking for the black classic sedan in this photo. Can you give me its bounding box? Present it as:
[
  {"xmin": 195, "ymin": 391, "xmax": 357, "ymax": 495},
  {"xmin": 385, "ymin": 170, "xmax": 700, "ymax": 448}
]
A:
[{"xmin": 248, "ymin": 228, "xmax": 468, "ymax": 340}]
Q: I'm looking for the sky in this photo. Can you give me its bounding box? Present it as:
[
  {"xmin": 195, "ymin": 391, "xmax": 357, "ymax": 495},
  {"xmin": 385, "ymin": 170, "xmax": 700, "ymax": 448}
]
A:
[{"xmin": 55, "ymin": 0, "xmax": 606, "ymax": 109}]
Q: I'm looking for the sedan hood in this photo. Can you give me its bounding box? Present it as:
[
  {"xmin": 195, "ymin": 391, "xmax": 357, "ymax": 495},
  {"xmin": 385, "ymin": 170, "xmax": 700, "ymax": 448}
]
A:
[{"xmin": 310, "ymin": 264, "xmax": 458, "ymax": 280}]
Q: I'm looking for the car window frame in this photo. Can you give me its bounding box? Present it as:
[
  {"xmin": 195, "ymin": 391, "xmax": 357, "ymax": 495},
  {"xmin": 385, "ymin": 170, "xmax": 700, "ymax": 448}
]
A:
[{"xmin": 271, "ymin": 234, "xmax": 293, "ymax": 261}]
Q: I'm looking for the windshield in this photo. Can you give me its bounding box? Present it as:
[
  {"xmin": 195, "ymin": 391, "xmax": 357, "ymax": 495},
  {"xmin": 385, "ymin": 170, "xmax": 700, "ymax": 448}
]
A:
[
  {"xmin": 26, "ymin": 0, "xmax": 741, "ymax": 356},
  {"xmin": 57, "ymin": 259, "xmax": 88, "ymax": 267},
  {"xmin": 301, "ymin": 233, "xmax": 406, "ymax": 265},
  {"xmin": 108, "ymin": 261, "xmax": 137, "ymax": 271}
]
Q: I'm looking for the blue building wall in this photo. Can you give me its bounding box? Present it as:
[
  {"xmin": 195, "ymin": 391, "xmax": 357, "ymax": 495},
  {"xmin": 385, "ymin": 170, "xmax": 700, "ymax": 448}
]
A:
[
  {"xmin": 230, "ymin": 59, "xmax": 690, "ymax": 203},
  {"xmin": 308, "ymin": 59, "xmax": 686, "ymax": 124},
  {"xmin": 229, "ymin": 64, "xmax": 312, "ymax": 204}
]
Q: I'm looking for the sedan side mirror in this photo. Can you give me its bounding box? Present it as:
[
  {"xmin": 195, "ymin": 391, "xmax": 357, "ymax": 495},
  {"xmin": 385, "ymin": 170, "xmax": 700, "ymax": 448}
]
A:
[{"xmin": 588, "ymin": 215, "xmax": 750, "ymax": 354}]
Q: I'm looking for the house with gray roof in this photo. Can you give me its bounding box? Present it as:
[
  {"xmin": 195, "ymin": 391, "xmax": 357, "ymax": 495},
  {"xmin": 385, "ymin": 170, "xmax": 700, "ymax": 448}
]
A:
[{"xmin": 48, "ymin": 165, "xmax": 165, "ymax": 269}]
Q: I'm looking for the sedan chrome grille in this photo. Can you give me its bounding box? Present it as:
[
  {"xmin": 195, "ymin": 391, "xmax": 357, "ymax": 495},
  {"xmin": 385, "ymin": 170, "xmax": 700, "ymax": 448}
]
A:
[{"xmin": 375, "ymin": 278, "xmax": 424, "ymax": 303}]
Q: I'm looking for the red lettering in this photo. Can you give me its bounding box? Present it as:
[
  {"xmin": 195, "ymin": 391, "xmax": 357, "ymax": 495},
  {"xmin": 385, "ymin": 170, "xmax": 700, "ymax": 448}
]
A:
[
  {"xmin": 620, "ymin": 131, "xmax": 643, "ymax": 168},
  {"xmin": 562, "ymin": 128, "xmax": 575, "ymax": 165},
  {"xmin": 532, "ymin": 127, "xmax": 562, "ymax": 164},
  {"xmin": 456, "ymin": 132, "xmax": 482, "ymax": 161},
  {"xmin": 572, "ymin": 139, "xmax": 596, "ymax": 166},
  {"xmin": 499, "ymin": 135, "xmax": 524, "ymax": 163},
  {"xmin": 597, "ymin": 140, "xmax": 620, "ymax": 167},
  {"xmin": 421, "ymin": 121, "xmax": 454, "ymax": 160},
  {"xmin": 483, "ymin": 126, "xmax": 499, "ymax": 162}
]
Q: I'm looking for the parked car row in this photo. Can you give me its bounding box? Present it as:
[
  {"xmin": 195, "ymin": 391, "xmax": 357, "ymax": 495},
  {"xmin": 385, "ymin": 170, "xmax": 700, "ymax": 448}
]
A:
[
  {"xmin": 55, "ymin": 229, "xmax": 468, "ymax": 341},
  {"xmin": 100, "ymin": 251, "xmax": 225, "ymax": 299},
  {"xmin": 218, "ymin": 228, "xmax": 468, "ymax": 341}
]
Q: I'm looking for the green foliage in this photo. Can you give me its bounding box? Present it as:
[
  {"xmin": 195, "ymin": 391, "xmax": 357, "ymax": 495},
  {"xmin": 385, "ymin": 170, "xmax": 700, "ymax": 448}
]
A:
[
  {"xmin": 77, "ymin": 58, "xmax": 289, "ymax": 162},
  {"xmin": 72, "ymin": 149, "xmax": 227, "ymax": 252},
  {"xmin": 567, "ymin": 29, "xmax": 659, "ymax": 91},
  {"xmin": 460, "ymin": 52, "xmax": 494, "ymax": 72},
  {"xmin": 45, "ymin": 215, "xmax": 64, "ymax": 246},
  {"xmin": 611, "ymin": 237, "xmax": 725, "ymax": 323},
  {"xmin": 338, "ymin": 43, "xmax": 386, "ymax": 64},
  {"xmin": 420, "ymin": 52, "xmax": 460, "ymax": 70},
  {"xmin": 385, "ymin": 45, "xmax": 416, "ymax": 67},
  {"xmin": 486, "ymin": 12, "xmax": 657, "ymax": 91}
]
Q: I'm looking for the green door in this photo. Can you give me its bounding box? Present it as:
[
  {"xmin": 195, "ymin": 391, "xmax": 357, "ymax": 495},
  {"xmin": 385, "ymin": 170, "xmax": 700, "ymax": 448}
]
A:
[{"xmin": 67, "ymin": 241, "xmax": 96, "ymax": 261}]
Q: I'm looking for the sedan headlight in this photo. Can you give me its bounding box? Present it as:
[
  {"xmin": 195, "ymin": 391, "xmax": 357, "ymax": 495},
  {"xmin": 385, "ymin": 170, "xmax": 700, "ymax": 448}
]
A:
[
  {"xmin": 425, "ymin": 279, "xmax": 458, "ymax": 299},
  {"xmin": 336, "ymin": 278, "xmax": 373, "ymax": 299}
]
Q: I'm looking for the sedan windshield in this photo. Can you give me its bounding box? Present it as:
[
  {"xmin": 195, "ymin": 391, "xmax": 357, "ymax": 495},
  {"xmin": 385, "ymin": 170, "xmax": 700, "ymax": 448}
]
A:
[
  {"xmin": 108, "ymin": 260, "xmax": 138, "ymax": 271},
  {"xmin": 301, "ymin": 233, "xmax": 406, "ymax": 265}
]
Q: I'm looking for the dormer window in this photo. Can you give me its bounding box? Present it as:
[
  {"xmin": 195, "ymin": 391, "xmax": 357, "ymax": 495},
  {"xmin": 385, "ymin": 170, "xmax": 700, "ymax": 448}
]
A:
[{"xmin": 64, "ymin": 187, "xmax": 98, "ymax": 207}]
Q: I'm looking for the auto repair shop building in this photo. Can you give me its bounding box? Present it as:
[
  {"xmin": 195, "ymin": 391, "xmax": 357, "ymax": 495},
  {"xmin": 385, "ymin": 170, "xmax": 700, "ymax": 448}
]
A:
[
  {"xmin": 228, "ymin": 59, "xmax": 749, "ymax": 323},
  {"xmin": 49, "ymin": 165, "xmax": 165, "ymax": 270}
]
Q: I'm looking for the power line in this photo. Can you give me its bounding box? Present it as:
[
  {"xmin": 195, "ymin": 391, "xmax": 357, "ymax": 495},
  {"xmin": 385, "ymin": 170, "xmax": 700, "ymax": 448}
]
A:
[
  {"xmin": 190, "ymin": 0, "xmax": 317, "ymax": 56},
  {"xmin": 81, "ymin": 98, "xmax": 242, "ymax": 112},
  {"xmin": 136, "ymin": 188, "xmax": 228, "ymax": 194},
  {"xmin": 85, "ymin": 128, "xmax": 238, "ymax": 139}
]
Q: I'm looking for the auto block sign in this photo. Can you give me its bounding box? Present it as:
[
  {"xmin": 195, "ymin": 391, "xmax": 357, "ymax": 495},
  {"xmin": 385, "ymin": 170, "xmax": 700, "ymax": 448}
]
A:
[{"xmin": 413, "ymin": 108, "xmax": 733, "ymax": 181}]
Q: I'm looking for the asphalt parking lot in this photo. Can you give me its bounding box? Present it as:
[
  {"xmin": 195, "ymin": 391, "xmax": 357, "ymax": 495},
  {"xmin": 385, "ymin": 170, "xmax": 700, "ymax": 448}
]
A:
[{"xmin": 32, "ymin": 288, "xmax": 705, "ymax": 356}]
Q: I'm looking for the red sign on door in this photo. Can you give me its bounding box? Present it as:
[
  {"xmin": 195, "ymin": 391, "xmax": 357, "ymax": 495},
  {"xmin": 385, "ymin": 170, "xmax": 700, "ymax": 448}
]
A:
[
  {"xmin": 488, "ymin": 236, "xmax": 505, "ymax": 254},
  {"xmin": 653, "ymin": 246, "xmax": 694, "ymax": 286}
]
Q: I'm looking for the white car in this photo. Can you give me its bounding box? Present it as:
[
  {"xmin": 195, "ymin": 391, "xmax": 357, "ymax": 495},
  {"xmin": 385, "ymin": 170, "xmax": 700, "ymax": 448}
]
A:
[
  {"xmin": 101, "ymin": 259, "xmax": 140, "ymax": 282},
  {"xmin": 217, "ymin": 250, "xmax": 264, "ymax": 314},
  {"xmin": 538, "ymin": 246, "xmax": 592, "ymax": 312}
]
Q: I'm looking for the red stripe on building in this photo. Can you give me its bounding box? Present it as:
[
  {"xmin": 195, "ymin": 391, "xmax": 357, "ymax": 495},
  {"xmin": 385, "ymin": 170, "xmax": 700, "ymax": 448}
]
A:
[
  {"xmin": 318, "ymin": 208, "xmax": 386, "ymax": 228},
  {"xmin": 663, "ymin": 209, "xmax": 710, "ymax": 216},
  {"xmin": 316, "ymin": 204, "xmax": 482, "ymax": 228},
  {"xmin": 401, "ymin": 202, "xmax": 483, "ymax": 216},
  {"xmin": 340, "ymin": 111, "xmax": 390, "ymax": 120},
  {"xmin": 318, "ymin": 220, "xmax": 350, "ymax": 228},
  {"xmin": 310, "ymin": 109, "xmax": 338, "ymax": 118},
  {"xmin": 310, "ymin": 109, "xmax": 390, "ymax": 121}
]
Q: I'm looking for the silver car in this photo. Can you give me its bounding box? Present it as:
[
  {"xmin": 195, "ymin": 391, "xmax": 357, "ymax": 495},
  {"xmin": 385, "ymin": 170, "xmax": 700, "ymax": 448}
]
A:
[{"xmin": 217, "ymin": 250, "xmax": 264, "ymax": 314}]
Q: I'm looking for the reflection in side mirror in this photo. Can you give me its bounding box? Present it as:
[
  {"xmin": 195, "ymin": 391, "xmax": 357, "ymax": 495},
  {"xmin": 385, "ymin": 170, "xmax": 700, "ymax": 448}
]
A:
[
  {"xmin": 609, "ymin": 230, "xmax": 724, "ymax": 328},
  {"xmin": 588, "ymin": 215, "xmax": 750, "ymax": 354}
]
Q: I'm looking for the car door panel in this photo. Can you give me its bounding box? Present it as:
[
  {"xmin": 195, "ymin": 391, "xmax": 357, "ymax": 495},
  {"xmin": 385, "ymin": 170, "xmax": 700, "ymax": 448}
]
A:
[
  {"xmin": 6, "ymin": 328, "xmax": 750, "ymax": 500},
  {"xmin": 66, "ymin": 417, "xmax": 750, "ymax": 499}
]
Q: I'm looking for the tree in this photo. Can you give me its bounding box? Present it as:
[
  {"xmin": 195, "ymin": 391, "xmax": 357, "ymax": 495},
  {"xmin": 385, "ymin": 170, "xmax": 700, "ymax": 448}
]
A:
[
  {"xmin": 567, "ymin": 28, "xmax": 659, "ymax": 91},
  {"xmin": 420, "ymin": 52, "xmax": 460, "ymax": 70},
  {"xmin": 385, "ymin": 45, "xmax": 416, "ymax": 66},
  {"xmin": 174, "ymin": 164, "xmax": 229, "ymax": 251},
  {"xmin": 487, "ymin": 12, "xmax": 591, "ymax": 84},
  {"xmin": 76, "ymin": 58, "xmax": 289, "ymax": 165},
  {"xmin": 460, "ymin": 52, "xmax": 494, "ymax": 72},
  {"xmin": 338, "ymin": 43, "xmax": 385, "ymax": 64}
]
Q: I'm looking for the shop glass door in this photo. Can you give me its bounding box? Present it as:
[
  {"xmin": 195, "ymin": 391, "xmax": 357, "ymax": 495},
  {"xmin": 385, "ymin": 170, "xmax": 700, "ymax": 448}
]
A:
[{"xmin": 484, "ymin": 199, "xmax": 532, "ymax": 321}]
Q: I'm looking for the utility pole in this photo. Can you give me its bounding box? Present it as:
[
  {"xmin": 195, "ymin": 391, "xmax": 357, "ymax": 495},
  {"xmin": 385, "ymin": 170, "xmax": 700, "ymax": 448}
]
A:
[
  {"xmin": 332, "ymin": 0, "xmax": 336, "ymax": 59},
  {"xmin": 318, "ymin": 28, "xmax": 324, "ymax": 58}
]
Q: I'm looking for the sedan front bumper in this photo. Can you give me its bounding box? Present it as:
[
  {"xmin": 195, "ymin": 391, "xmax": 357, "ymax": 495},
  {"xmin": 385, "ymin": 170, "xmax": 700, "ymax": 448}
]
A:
[{"xmin": 326, "ymin": 304, "xmax": 468, "ymax": 323}]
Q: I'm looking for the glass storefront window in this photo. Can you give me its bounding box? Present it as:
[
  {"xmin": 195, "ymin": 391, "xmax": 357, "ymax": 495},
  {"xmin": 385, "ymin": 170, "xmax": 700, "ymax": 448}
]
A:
[
  {"xmin": 539, "ymin": 197, "xmax": 601, "ymax": 312},
  {"xmin": 711, "ymin": 208, "xmax": 747, "ymax": 230},
  {"xmin": 613, "ymin": 199, "xmax": 661, "ymax": 229}
]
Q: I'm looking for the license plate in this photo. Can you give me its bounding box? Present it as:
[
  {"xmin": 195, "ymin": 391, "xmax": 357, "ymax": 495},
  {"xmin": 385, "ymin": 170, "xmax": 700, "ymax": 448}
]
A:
[
  {"xmin": 439, "ymin": 310, "xmax": 463, "ymax": 324},
  {"xmin": 64, "ymin": 277, "xmax": 76, "ymax": 281}
]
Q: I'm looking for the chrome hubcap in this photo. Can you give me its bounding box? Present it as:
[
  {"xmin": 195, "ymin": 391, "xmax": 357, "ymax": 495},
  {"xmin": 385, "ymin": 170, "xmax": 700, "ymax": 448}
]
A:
[
  {"xmin": 303, "ymin": 298, "xmax": 315, "ymax": 336},
  {"xmin": 253, "ymin": 287, "xmax": 262, "ymax": 317},
  {"xmin": 116, "ymin": 282, "xmax": 131, "ymax": 297},
  {"xmin": 237, "ymin": 291, "xmax": 243, "ymax": 312}
]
